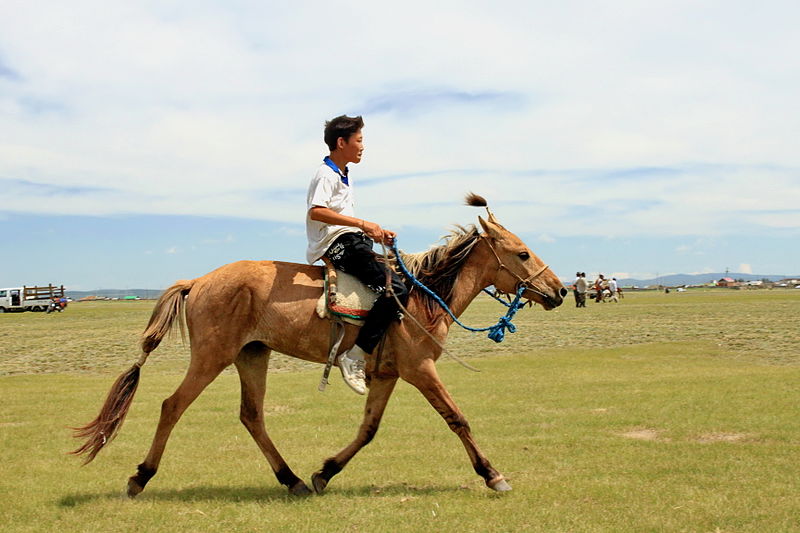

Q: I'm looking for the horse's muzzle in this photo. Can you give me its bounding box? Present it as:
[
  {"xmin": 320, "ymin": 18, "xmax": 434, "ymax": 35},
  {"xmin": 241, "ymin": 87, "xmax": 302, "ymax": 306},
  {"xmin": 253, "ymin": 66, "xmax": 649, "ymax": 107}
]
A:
[
  {"xmin": 545, "ymin": 287, "xmax": 567, "ymax": 309},
  {"xmin": 525, "ymin": 286, "xmax": 566, "ymax": 310}
]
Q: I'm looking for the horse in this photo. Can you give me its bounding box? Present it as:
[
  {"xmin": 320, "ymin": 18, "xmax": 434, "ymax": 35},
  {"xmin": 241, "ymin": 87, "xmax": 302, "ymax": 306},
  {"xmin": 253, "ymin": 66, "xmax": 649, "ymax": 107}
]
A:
[{"xmin": 71, "ymin": 194, "xmax": 567, "ymax": 496}]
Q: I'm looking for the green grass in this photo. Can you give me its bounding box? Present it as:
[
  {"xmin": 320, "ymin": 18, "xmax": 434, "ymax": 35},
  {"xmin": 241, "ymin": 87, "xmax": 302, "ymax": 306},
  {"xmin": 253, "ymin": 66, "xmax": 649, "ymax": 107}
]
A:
[{"xmin": 1, "ymin": 290, "xmax": 799, "ymax": 531}]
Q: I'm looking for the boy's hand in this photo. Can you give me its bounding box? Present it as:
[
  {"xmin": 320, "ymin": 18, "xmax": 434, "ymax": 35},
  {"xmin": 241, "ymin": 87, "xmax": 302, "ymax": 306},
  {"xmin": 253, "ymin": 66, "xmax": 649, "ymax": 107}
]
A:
[
  {"xmin": 361, "ymin": 220, "xmax": 395, "ymax": 245},
  {"xmin": 361, "ymin": 220, "xmax": 384, "ymax": 242},
  {"xmin": 382, "ymin": 229, "xmax": 397, "ymax": 245}
]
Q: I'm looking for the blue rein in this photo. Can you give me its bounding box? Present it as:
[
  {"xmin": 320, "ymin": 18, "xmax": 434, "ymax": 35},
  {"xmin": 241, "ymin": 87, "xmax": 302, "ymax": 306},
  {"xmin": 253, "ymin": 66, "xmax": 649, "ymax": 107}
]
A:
[{"xmin": 390, "ymin": 240, "xmax": 528, "ymax": 343}]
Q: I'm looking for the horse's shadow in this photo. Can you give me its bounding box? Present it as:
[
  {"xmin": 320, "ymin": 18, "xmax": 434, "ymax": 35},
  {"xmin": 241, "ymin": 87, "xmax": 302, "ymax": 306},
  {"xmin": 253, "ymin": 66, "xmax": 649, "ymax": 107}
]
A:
[{"xmin": 59, "ymin": 482, "xmax": 464, "ymax": 507}]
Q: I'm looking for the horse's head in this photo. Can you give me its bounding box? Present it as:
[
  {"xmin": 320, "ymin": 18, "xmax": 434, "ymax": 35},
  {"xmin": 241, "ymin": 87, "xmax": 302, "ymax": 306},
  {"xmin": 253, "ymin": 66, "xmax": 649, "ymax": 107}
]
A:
[{"xmin": 470, "ymin": 196, "xmax": 566, "ymax": 310}]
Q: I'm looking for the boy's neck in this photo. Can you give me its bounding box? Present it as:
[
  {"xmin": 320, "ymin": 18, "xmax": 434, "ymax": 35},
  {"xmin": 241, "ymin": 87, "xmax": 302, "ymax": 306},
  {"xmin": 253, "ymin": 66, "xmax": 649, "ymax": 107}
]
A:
[{"xmin": 328, "ymin": 153, "xmax": 349, "ymax": 172}]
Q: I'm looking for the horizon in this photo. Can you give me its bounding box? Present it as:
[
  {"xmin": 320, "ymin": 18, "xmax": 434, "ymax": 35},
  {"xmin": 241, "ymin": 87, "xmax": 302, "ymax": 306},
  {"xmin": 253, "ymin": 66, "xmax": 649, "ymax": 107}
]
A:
[
  {"xmin": 52, "ymin": 271, "xmax": 800, "ymax": 295},
  {"xmin": 2, "ymin": 2, "xmax": 798, "ymax": 290}
]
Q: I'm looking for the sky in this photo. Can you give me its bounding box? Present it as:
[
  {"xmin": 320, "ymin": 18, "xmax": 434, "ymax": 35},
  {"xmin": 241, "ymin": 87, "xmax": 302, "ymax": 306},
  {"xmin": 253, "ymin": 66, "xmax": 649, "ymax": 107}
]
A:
[{"xmin": 1, "ymin": 1, "xmax": 799, "ymax": 290}]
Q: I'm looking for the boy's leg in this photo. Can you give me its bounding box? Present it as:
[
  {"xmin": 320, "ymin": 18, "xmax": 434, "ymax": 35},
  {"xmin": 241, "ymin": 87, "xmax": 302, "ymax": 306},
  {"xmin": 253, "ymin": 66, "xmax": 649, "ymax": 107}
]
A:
[
  {"xmin": 353, "ymin": 267, "xmax": 408, "ymax": 354},
  {"xmin": 327, "ymin": 233, "xmax": 408, "ymax": 352},
  {"xmin": 325, "ymin": 233, "xmax": 409, "ymax": 394}
]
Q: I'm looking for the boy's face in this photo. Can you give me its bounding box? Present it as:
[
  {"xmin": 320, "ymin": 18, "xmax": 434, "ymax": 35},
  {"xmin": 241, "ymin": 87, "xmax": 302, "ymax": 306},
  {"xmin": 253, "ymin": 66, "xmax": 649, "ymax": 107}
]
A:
[{"xmin": 337, "ymin": 130, "xmax": 364, "ymax": 164}]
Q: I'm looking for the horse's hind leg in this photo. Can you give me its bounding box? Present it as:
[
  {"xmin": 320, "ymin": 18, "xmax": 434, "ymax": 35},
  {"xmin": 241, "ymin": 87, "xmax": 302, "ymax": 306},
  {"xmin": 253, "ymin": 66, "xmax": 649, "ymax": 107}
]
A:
[
  {"xmin": 127, "ymin": 354, "xmax": 230, "ymax": 498},
  {"xmin": 404, "ymin": 359, "xmax": 511, "ymax": 492},
  {"xmin": 311, "ymin": 375, "xmax": 398, "ymax": 493},
  {"xmin": 234, "ymin": 343, "xmax": 311, "ymax": 496}
]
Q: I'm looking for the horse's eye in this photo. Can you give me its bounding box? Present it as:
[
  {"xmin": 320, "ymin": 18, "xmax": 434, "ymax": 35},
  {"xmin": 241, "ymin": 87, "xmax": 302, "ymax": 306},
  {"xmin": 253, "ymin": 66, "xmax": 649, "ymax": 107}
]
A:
[{"xmin": 518, "ymin": 251, "xmax": 530, "ymax": 260}]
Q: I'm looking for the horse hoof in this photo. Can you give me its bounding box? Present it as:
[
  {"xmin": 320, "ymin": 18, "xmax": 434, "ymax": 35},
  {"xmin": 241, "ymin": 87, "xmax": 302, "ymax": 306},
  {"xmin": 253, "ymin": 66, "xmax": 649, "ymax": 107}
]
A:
[
  {"xmin": 489, "ymin": 478, "xmax": 512, "ymax": 492},
  {"xmin": 311, "ymin": 472, "xmax": 328, "ymax": 494},
  {"xmin": 289, "ymin": 480, "xmax": 313, "ymax": 497},
  {"xmin": 126, "ymin": 478, "xmax": 144, "ymax": 499}
]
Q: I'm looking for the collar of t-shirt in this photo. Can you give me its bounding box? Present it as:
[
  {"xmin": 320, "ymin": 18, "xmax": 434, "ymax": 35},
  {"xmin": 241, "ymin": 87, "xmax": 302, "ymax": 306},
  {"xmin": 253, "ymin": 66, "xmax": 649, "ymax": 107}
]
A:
[{"xmin": 323, "ymin": 156, "xmax": 349, "ymax": 186}]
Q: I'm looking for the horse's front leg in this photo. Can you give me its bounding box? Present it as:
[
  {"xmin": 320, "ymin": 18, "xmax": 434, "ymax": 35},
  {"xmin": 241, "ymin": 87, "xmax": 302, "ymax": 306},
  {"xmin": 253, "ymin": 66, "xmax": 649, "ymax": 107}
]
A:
[
  {"xmin": 403, "ymin": 358, "xmax": 512, "ymax": 492},
  {"xmin": 311, "ymin": 375, "xmax": 397, "ymax": 493}
]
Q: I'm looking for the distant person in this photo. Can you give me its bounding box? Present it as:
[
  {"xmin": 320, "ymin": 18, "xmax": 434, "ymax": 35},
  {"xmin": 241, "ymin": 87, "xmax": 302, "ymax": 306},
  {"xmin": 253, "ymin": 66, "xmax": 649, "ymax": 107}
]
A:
[
  {"xmin": 572, "ymin": 272, "xmax": 581, "ymax": 307},
  {"xmin": 576, "ymin": 272, "xmax": 588, "ymax": 307},
  {"xmin": 608, "ymin": 277, "xmax": 619, "ymax": 303},
  {"xmin": 47, "ymin": 296, "xmax": 62, "ymax": 313},
  {"xmin": 594, "ymin": 274, "xmax": 606, "ymax": 303}
]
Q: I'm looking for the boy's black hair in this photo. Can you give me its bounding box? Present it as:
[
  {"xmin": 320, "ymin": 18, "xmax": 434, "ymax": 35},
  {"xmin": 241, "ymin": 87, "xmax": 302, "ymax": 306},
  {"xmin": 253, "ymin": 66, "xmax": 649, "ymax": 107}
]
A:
[{"xmin": 324, "ymin": 115, "xmax": 364, "ymax": 151}]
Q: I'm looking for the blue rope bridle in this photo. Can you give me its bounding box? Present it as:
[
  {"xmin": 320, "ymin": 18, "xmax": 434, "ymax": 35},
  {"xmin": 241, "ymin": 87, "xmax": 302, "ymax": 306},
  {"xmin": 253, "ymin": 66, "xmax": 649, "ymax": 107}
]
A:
[{"xmin": 390, "ymin": 240, "xmax": 529, "ymax": 343}]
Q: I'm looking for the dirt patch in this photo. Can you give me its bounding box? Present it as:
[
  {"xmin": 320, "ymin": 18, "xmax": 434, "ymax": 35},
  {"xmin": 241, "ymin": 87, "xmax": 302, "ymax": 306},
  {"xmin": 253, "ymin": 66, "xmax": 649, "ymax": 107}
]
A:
[
  {"xmin": 265, "ymin": 404, "xmax": 295, "ymax": 415},
  {"xmin": 695, "ymin": 432, "xmax": 748, "ymax": 443},
  {"xmin": 619, "ymin": 428, "xmax": 662, "ymax": 441}
]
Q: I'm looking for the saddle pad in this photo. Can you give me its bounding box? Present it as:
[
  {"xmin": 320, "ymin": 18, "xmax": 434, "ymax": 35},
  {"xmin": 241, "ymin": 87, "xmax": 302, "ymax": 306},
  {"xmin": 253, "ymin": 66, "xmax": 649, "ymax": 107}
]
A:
[{"xmin": 316, "ymin": 269, "xmax": 380, "ymax": 325}]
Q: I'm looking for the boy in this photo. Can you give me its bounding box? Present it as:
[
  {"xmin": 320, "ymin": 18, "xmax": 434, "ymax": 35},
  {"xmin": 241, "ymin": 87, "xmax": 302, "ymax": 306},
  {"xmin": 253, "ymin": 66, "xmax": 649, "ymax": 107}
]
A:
[{"xmin": 306, "ymin": 115, "xmax": 409, "ymax": 395}]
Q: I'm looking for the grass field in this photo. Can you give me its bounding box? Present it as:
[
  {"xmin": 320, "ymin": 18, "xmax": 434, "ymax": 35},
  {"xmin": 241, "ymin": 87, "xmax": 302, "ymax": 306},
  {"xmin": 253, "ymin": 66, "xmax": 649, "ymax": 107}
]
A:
[{"xmin": 1, "ymin": 290, "xmax": 799, "ymax": 532}]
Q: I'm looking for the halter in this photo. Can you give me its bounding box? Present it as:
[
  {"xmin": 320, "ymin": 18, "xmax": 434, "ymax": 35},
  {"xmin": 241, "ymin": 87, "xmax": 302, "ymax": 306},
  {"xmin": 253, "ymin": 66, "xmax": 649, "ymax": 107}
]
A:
[
  {"xmin": 480, "ymin": 234, "xmax": 551, "ymax": 299},
  {"xmin": 388, "ymin": 239, "xmax": 530, "ymax": 344}
]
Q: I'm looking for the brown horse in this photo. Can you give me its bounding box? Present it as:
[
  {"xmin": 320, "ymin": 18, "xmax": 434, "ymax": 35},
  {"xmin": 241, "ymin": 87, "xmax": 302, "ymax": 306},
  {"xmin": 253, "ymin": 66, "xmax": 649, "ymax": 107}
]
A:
[{"xmin": 72, "ymin": 196, "xmax": 566, "ymax": 496}]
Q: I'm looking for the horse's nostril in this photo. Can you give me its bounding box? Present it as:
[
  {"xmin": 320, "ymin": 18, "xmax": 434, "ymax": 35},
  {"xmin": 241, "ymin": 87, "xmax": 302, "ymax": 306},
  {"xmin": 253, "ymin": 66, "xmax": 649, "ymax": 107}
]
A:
[{"xmin": 559, "ymin": 287, "xmax": 568, "ymax": 297}]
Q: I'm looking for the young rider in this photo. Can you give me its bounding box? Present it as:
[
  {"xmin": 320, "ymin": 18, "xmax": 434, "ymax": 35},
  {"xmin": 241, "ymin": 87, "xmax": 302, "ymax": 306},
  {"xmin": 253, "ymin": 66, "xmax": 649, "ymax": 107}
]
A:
[{"xmin": 306, "ymin": 115, "xmax": 409, "ymax": 395}]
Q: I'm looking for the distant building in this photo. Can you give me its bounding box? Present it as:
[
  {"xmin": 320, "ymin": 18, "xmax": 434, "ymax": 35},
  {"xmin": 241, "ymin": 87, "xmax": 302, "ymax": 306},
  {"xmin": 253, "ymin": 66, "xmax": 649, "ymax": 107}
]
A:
[{"xmin": 717, "ymin": 277, "xmax": 740, "ymax": 288}]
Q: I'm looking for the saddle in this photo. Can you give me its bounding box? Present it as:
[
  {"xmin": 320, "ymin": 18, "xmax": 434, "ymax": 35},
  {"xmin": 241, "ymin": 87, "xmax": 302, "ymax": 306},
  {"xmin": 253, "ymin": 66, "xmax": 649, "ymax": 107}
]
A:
[
  {"xmin": 315, "ymin": 257, "xmax": 384, "ymax": 392},
  {"xmin": 315, "ymin": 257, "xmax": 381, "ymax": 326}
]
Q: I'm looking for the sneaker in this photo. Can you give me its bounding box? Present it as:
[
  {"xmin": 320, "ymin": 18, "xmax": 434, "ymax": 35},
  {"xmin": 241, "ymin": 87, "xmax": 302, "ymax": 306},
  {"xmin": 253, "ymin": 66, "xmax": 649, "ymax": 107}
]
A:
[{"xmin": 338, "ymin": 349, "xmax": 366, "ymax": 395}]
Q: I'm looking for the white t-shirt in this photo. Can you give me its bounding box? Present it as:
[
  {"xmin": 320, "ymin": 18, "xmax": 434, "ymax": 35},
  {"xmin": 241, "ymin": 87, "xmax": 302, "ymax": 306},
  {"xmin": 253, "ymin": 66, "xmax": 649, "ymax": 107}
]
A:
[
  {"xmin": 608, "ymin": 279, "xmax": 618, "ymax": 292},
  {"xmin": 575, "ymin": 277, "xmax": 587, "ymax": 293},
  {"xmin": 305, "ymin": 161, "xmax": 357, "ymax": 264}
]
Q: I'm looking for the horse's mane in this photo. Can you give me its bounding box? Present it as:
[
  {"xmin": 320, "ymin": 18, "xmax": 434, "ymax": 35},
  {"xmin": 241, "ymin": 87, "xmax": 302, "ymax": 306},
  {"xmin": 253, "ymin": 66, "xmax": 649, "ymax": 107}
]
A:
[{"xmin": 399, "ymin": 225, "xmax": 482, "ymax": 316}]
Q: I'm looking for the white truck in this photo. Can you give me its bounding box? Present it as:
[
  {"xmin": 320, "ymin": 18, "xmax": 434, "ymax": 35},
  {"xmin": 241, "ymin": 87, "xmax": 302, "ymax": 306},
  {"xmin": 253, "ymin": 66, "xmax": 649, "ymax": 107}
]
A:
[{"xmin": 0, "ymin": 285, "xmax": 66, "ymax": 313}]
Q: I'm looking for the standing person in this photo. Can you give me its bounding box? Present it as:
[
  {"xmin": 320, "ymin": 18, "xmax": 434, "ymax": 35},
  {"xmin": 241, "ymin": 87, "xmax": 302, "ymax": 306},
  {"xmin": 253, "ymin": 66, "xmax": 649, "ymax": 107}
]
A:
[
  {"xmin": 576, "ymin": 272, "xmax": 588, "ymax": 307},
  {"xmin": 572, "ymin": 272, "xmax": 581, "ymax": 307},
  {"xmin": 608, "ymin": 277, "xmax": 619, "ymax": 303},
  {"xmin": 594, "ymin": 274, "xmax": 606, "ymax": 303},
  {"xmin": 306, "ymin": 115, "xmax": 409, "ymax": 395}
]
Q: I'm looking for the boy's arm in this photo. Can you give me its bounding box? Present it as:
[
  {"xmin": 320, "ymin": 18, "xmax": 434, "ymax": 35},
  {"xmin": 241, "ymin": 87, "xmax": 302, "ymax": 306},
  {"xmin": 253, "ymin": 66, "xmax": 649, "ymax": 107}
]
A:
[{"xmin": 308, "ymin": 206, "xmax": 395, "ymax": 244}]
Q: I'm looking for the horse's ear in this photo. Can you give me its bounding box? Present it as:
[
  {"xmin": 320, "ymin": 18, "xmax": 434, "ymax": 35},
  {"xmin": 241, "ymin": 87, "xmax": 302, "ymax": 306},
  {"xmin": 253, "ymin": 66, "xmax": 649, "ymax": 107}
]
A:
[{"xmin": 479, "ymin": 216, "xmax": 503, "ymax": 240}]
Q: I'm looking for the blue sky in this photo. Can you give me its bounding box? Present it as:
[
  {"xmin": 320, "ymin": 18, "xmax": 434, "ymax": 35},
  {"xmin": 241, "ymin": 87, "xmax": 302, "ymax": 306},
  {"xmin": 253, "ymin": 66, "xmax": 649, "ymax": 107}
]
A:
[{"xmin": 1, "ymin": 1, "xmax": 799, "ymax": 290}]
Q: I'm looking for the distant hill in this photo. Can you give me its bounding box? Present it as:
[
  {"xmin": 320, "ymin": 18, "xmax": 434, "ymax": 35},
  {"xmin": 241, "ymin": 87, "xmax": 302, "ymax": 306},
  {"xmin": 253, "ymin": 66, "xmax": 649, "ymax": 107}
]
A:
[
  {"xmin": 613, "ymin": 273, "xmax": 797, "ymax": 287},
  {"xmin": 66, "ymin": 272, "xmax": 800, "ymax": 299},
  {"xmin": 67, "ymin": 288, "xmax": 163, "ymax": 300}
]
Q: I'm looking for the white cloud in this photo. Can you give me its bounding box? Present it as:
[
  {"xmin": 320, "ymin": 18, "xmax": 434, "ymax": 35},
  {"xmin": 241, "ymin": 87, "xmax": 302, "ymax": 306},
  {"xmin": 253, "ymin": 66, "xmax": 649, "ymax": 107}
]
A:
[
  {"xmin": 1, "ymin": 1, "xmax": 798, "ymax": 243},
  {"xmin": 739, "ymin": 263, "xmax": 753, "ymax": 274}
]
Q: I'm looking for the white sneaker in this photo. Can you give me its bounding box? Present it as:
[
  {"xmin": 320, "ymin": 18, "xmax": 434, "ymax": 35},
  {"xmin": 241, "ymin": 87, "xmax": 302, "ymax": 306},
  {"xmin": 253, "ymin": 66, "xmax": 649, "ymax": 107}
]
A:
[{"xmin": 338, "ymin": 346, "xmax": 367, "ymax": 395}]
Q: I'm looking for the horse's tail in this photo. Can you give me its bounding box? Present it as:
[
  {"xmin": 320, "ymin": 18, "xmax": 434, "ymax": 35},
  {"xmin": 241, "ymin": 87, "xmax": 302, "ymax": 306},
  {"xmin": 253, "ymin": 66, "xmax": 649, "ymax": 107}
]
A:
[
  {"xmin": 140, "ymin": 279, "xmax": 194, "ymax": 354},
  {"xmin": 70, "ymin": 279, "xmax": 195, "ymax": 464}
]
